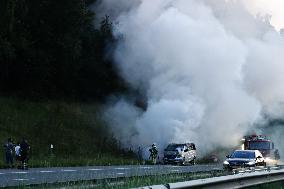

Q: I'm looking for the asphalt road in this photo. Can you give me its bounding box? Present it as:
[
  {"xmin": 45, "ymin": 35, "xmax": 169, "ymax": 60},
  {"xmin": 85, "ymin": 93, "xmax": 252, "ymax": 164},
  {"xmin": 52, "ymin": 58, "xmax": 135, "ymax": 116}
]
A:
[{"xmin": 0, "ymin": 164, "xmax": 223, "ymax": 187}]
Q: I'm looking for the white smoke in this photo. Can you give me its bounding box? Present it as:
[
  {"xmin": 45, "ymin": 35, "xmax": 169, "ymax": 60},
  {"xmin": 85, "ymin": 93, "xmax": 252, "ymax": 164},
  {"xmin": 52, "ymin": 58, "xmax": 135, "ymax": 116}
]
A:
[
  {"xmin": 242, "ymin": 0, "xmax": 284, "ymax": 31},
  {"xmin": 99, "ymin": 0, "xmax": 284, "ymax": 156}
]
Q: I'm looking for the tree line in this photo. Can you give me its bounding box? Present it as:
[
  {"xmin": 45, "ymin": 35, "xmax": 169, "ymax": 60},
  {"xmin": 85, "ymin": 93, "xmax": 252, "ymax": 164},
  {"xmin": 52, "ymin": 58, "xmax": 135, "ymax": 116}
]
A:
[{"xmin": 0, "ymin": 0, "xmax": 125, "ymax": 101}]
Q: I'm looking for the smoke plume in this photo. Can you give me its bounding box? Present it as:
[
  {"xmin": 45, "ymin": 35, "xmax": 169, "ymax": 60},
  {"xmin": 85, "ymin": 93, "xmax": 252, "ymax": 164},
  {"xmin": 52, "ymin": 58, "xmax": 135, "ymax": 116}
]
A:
[{"xmin": 97, "ymin": 0, "xmax": 284, "ymax": 156}]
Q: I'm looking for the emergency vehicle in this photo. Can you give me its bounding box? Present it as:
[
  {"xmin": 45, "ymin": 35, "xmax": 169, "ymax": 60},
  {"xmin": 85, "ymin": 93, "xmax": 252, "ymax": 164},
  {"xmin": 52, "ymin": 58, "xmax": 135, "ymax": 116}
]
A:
[{"xmin": 241, "ymin": 135, "xmax": 280, "ymax": 160}]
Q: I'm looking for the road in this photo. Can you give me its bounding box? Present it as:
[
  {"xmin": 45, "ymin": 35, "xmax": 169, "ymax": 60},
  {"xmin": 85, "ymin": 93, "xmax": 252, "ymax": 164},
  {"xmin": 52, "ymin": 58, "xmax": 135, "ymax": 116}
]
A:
[{"xmin": 0, "ymin": 164, "xmax": 223, "ymax": 187}]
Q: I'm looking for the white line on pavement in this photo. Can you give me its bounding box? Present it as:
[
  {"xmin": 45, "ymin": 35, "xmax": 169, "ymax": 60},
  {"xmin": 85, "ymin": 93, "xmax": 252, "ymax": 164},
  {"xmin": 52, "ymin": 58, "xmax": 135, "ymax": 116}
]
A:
[
  {"xmin": 116, "ymin": 173, "xmax": 125, "ymax": 175},
  {"xmin": 40, "ymin": 171, "xmax": 55, "ymax": 173},
  {"xmin": 87, "ymin": 169, "xmax": 103, "ymax": 171},
  {"xmin": 61, "ymin": 170, "xmax": 77, "ymax": 172},
  {"xmin": 13, "ymin": 179, "xmax": 29, "ymax": 181},
  {"xmin": 11, "ymin": 172, "xmax": 28, "ymax": 174},
  {"xmin": 114, "ymin": 168, "xmax": 130, "ymax": 170}
]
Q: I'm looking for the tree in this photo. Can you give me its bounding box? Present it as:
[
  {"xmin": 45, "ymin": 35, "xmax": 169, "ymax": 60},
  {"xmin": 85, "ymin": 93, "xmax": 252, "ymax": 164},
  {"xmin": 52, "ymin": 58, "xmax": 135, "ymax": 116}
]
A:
[{"xmin": 0, "ymin": 0, "xmax": 126, "ymax": 101}]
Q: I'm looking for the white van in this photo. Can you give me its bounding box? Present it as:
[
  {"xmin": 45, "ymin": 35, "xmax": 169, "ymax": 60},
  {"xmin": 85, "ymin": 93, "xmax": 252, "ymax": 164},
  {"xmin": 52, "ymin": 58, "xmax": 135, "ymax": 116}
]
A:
[{"xmin": 163, "ymin": 143, "xmax": 196, "ymax": 165}]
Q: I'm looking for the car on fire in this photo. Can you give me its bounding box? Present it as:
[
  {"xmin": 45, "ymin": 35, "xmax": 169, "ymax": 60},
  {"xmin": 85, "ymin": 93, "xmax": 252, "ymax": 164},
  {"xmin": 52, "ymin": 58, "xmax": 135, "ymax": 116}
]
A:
[
  {"xmin": 223, "ymin": 150, "xmax": 266, "ymax": 170},
  {"xmin": 163, "ymin": 143, "xmax": 196, "ymax": 165}
]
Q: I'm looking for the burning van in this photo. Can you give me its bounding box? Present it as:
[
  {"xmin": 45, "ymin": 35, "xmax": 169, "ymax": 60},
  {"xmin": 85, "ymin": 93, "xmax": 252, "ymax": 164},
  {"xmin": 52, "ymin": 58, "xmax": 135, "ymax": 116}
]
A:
[{"xmin": 163, "ymin": 143, "xmax": 196, "ymax": 165}]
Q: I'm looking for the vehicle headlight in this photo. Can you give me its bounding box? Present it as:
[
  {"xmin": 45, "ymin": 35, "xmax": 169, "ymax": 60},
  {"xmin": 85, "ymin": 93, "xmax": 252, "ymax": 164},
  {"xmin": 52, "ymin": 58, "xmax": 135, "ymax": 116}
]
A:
[
  {"xmin": 223, "ymin": 161, "xmax": 229, "ymax": 165},
  {"xmin": 246, "ymin": 161, "xmax": 255, "ymax": 165}
]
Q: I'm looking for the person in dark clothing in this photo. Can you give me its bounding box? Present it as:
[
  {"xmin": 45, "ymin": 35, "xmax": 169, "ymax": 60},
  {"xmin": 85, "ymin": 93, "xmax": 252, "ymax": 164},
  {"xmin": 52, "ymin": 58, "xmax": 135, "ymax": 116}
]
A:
[
  {"xmin": 274, "ymin": 149, "xmax": 280, "ymax": 160},
  {"xmin": 3, "ymin": 138, "xmax": 14, "ymax": 168},
  {"xmin": 149, "ymin": 143, "xmax": 158, "ymax": 164},
  {"xmin": 20, "ymin": 138, "xmax": 30, "ymax": 169}
]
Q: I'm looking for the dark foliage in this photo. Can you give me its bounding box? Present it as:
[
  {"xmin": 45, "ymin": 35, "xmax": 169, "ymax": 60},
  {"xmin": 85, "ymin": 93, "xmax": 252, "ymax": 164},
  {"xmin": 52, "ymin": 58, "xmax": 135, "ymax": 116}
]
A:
[{"xmin": 0, "ymin": 0, "xmax": 125, "ymax": 101}]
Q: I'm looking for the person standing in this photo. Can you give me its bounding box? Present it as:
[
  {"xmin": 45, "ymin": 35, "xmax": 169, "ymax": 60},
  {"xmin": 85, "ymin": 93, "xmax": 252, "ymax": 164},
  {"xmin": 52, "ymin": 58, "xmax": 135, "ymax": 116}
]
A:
[
  {"xmin": 15, "ymin": 142, "xmax": 21, "ymax": 168},
  {"xmin": 149, "ymin": 143, "xmax": 158, "ymax": 165},
  {"xmin": 274, "ymin": 149, "xmax": 280, "ymax": 160},
  {"xmin": 3, "ymin": 138, "xmax": 14, "ymax": 168},
  {"xmin": 20, "ymin": 138, "xmax": 30, "ymax": 169}
]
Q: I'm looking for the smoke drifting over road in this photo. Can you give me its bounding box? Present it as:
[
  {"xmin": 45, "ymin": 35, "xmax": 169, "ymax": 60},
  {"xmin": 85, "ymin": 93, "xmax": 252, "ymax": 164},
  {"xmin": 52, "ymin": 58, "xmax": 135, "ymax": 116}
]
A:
[{"xmin": 97, "ymin": 0, "xmax": 284, "ymax": 155}]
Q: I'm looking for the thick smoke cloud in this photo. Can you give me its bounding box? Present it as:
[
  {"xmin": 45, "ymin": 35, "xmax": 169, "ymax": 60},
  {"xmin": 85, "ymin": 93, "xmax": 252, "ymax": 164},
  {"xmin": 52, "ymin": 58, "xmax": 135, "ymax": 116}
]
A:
[
  {"xmin": 98, "ymin": 0, "xmax": 284, "ymax": 156},
  {"xmin": 242, "ymin": 0, "xmax": 284, "ymax": 31}
]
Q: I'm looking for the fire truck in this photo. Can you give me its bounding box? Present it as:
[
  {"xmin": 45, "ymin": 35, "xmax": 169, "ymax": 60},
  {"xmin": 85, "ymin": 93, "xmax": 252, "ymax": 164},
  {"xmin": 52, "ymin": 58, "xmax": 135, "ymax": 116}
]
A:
[{"xmin": 241, "ymin": 135, "xmax": 280, "ymax": 160}]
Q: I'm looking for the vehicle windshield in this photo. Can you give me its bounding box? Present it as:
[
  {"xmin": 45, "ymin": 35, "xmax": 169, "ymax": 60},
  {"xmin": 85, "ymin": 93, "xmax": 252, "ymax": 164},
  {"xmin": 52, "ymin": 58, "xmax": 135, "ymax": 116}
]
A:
[
  {"xmin": 165, "ymin": 144, "xmax": 184, "ymax": 151},
  {"xmin": 248, "ymin": 141, "xmax": 271, "ymax": 150},
  {"xmin": 231, "ymin": 151, "xmax": 255, "ymax": 159}
]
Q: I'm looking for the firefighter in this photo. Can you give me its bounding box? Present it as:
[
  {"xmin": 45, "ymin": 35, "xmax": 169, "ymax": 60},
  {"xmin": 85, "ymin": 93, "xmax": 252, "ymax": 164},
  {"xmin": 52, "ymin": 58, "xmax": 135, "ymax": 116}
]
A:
[
  {"xmin": 274, "ymin": 149, "xmax": 280, "ymax": 160},
  {"xmin": 149, "ymin": 143, "xmax": 158, "ymax": 164}
]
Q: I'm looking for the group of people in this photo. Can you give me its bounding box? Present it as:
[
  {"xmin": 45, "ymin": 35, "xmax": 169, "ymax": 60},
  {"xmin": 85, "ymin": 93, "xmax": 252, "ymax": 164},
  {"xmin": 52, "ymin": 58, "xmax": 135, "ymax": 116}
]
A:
[{"xmin": 3, "ymin": 137, "xmax": 30, "ymax": 169}]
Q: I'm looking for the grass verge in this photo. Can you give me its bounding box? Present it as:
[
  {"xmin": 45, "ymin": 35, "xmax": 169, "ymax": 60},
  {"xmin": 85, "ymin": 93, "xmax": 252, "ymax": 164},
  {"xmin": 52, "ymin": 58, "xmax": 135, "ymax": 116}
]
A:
[{"xmin": 0, "ymin": 96, "xmax": 138, "ymax": 168}]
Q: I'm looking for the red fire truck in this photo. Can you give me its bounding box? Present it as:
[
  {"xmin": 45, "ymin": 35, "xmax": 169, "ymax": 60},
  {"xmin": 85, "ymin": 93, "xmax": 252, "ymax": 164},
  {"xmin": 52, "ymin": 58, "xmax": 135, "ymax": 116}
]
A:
[{"xmin": 242, "ymin": 135, "xmax": 280, "ymax": 160}]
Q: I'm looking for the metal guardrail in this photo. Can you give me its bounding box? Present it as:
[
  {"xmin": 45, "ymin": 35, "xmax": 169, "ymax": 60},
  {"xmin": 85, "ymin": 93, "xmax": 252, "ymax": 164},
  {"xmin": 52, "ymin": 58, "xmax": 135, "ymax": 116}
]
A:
[{"xmin": 136, "ymin": 165, "xmax": 284, "ymax": 189}]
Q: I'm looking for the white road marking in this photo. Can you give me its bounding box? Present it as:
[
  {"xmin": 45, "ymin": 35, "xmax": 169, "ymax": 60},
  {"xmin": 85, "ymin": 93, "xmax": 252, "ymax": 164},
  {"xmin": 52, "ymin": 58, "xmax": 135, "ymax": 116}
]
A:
[
  {"xmin": 171, "ymin": 169, "xmax": 181, "ymax": 172},
  {"xmin": 87, "ymin": 169, "xmax": 103, "ymax": 171},
  {"xmin": 0, "ymin": 173, "xmax": 4, "ymax": 175},
  {"xmin": 11, "ymin": 172, "xmax": 28, "ymax": 174},
  {"xmin": 13, "ymin": 179, "xmax": 29, "ymax": 181},
  {"xmin": 170, "ymin": 166, "xmax": 181, "ymax": 168},
  {"xmin": 116, "ymin": 173, "xmax": 125, "ymax": 175},
  {"xmin": 114, "ymin": 168, "xmax": 130, "ymax": 170},
  {"xmin": 40, "ymin": 170, "xmax": 55, "ymax": 173},
  {"xmin": 61, "ymin": 169, "xmax": 77, "ymax": 172}
]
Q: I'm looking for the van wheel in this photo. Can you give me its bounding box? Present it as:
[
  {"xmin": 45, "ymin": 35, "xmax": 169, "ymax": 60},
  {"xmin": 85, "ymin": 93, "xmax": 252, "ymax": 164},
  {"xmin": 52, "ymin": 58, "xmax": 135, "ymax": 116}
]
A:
[
  {"xmin": 190, "ymin": 158, "xmax": 196, "ymax": 165},
  {"xmin": 180, "ymin": 158, "xmax": 186, "ymax": 166}
]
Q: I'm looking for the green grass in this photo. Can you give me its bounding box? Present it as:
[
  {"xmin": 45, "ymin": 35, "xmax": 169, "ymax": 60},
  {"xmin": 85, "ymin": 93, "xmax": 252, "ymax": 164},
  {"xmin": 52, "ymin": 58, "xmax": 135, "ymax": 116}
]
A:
[
  {"xmin": 28, "ymin": 155, "xmax": 139, "ymax": 168},
  {"xmin": 6, "ymin": 170, "xmax": 226, "ymax": 189},
  {"xmin": 0, "ymin": 96, "xmax": 138, "ymax": 168}
]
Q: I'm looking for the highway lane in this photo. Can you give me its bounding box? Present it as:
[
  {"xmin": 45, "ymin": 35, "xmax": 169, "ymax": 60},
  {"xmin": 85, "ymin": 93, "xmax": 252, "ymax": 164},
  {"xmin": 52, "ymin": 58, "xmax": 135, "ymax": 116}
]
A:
[{"xmin": 0, "ymin": 164, "xmax": 223, "ymax": 187}]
